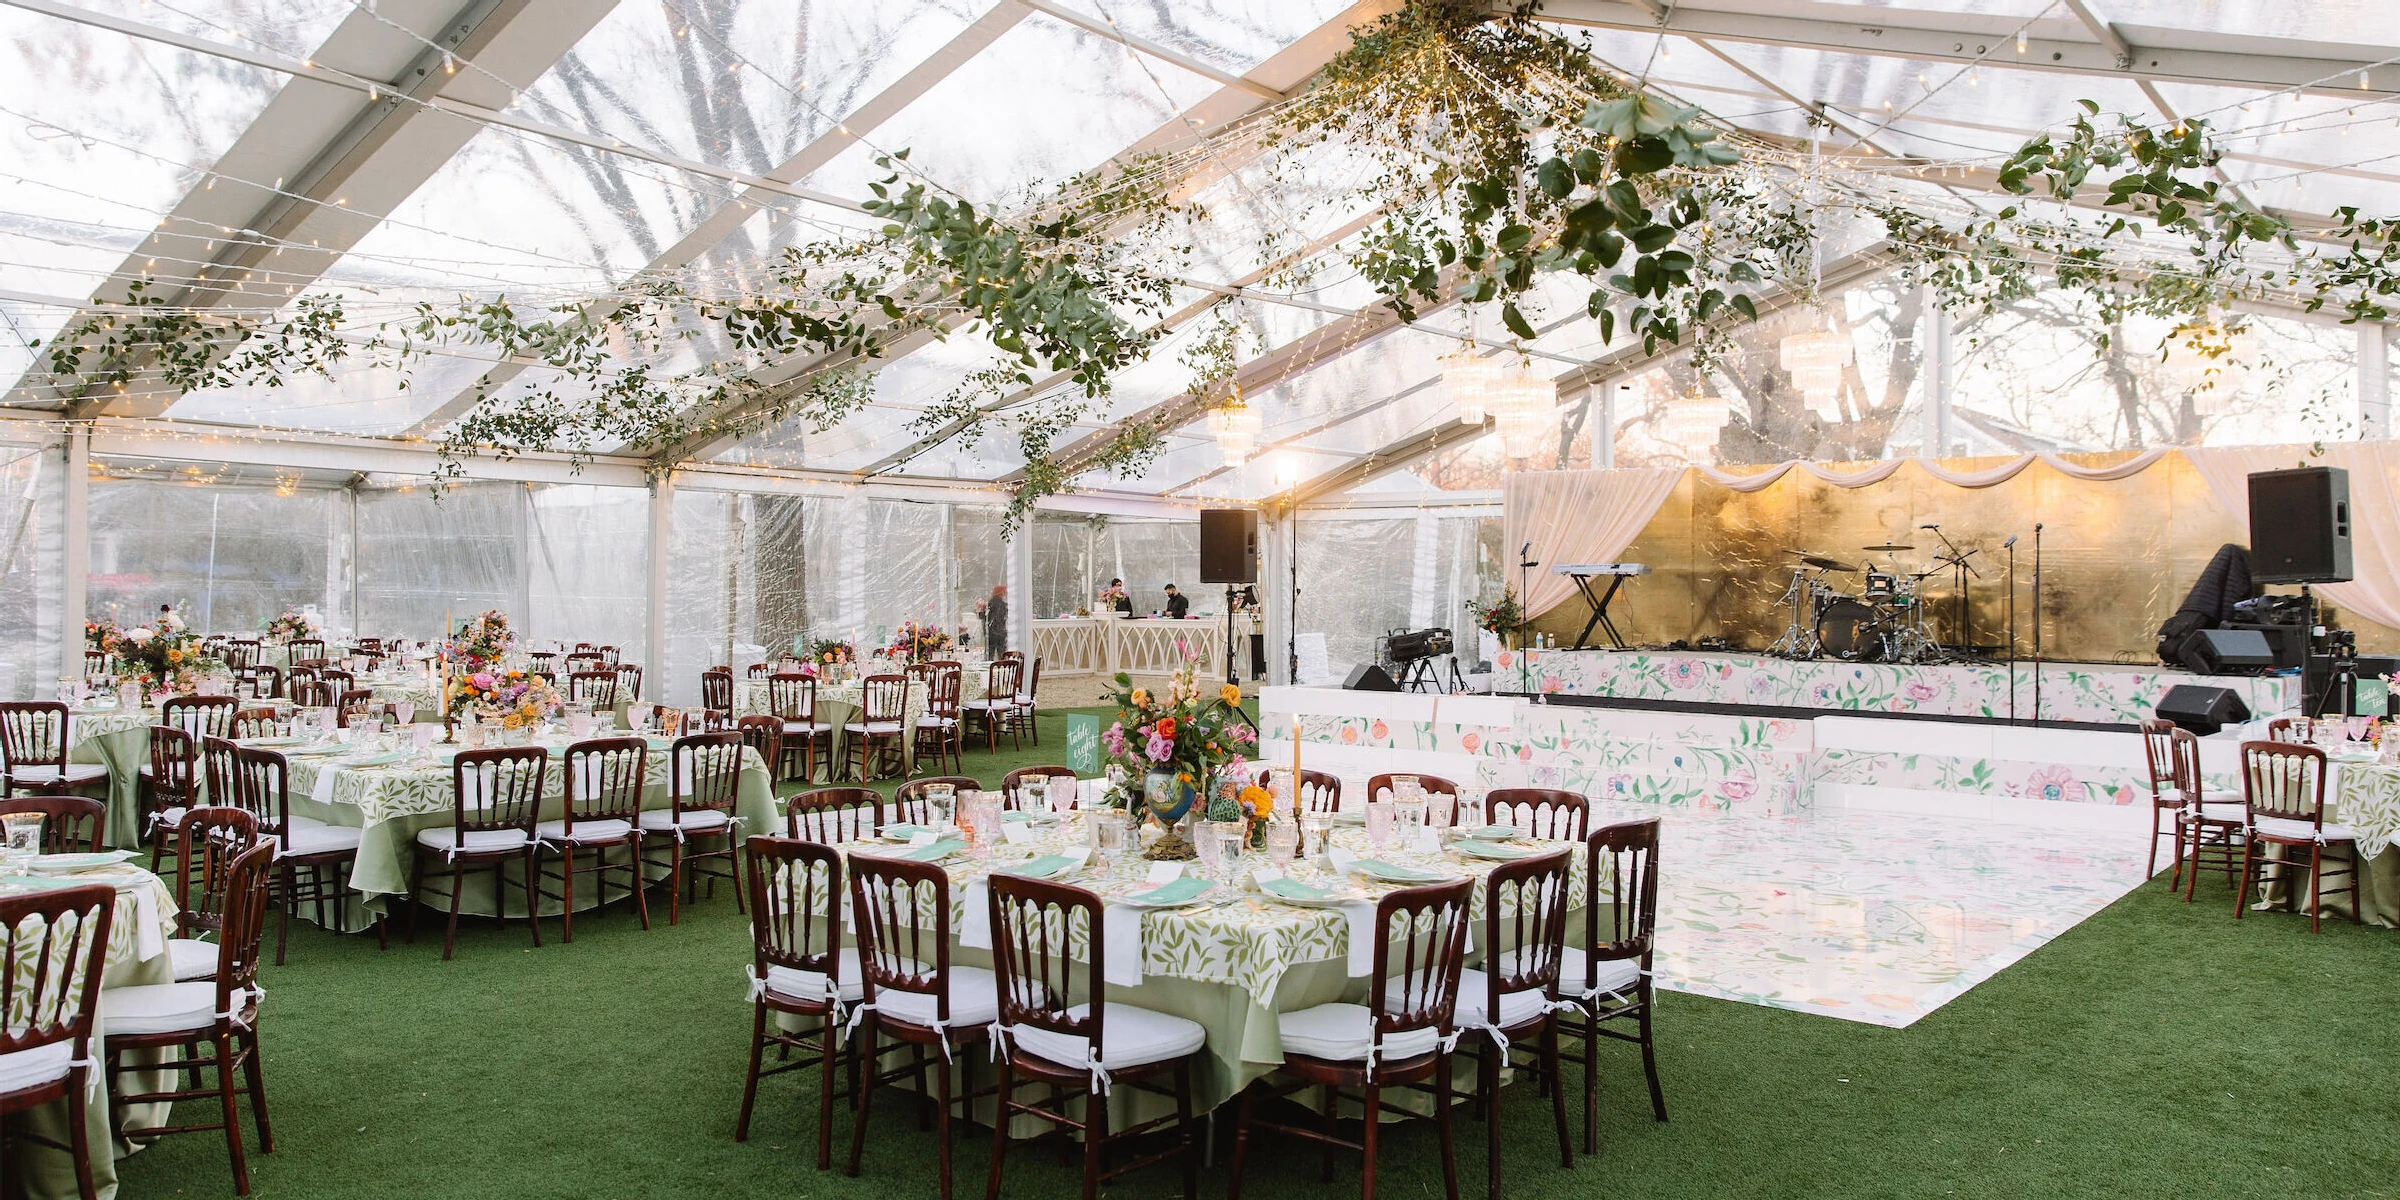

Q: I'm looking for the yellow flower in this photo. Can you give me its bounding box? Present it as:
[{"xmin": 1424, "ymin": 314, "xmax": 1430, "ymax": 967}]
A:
[
  {"xmin": 1131, "ymin": 687, "xmax": 1150, "ymax": 709},
  {"xmin": 1240, "ymin": 784, "xmax": 1273, "ymax": 818},
  {"xmin": 1220, "ymin": 683, "xmax": 1241, "ymax": 706}
]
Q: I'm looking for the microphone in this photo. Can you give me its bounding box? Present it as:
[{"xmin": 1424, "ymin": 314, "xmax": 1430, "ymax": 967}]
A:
[
  {"xmin": 2002, "ymin": 535, "xmax": 2018, "ymax": 548},
  {"xmin": 1919, "ymin": 523, "xmax": 1938, "ymax": 530},
  {"xmin": 1521, "ymin": 541, "xmax": 1533, "ymax": 557},
  {"xmin": 2034, "ymin": 523, "xmax": 2044, "ymax": 533}
]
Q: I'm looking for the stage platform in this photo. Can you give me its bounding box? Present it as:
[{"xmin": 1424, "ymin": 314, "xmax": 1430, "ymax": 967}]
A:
[
  {"xmin": 1489, "ymin": 647, "xmax": 2299, "ymax": 726},
  {"xmin": 1256, "ymin": 685, "xmax": 2273, "ymax": 1027}
]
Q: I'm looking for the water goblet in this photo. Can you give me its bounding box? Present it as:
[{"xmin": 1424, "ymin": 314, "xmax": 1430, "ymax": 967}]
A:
[
  {"xmin": 926, "ymin": 782, "xmax": 957, "ymax": 832},
  {"xmin": 1019, "ymin": 776, "xmax": 1046, "ymax": 817},
  {"xmin": 1364, "ymin": 800, "xmax": 1393, "ymax": 851},
  {"xmin": 1301, "ymin": 810, "xmax": 1332, "ymax": 864},
  {"xmin": 392, "ymin": 700, "xmax": 416, "ymax": 726},
  {"xmin": 1265, "ymin": 819, "xmax": 1300, "ymax": 864}
]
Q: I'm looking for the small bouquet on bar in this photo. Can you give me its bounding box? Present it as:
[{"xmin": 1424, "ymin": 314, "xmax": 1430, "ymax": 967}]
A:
[
  {"xmin": 261, "ymin": 607, "xmax": 319, "ymax": 644},
  {"xmin": 1466, "ymin": 588, "xmax": 1527, "ymax": 640}
]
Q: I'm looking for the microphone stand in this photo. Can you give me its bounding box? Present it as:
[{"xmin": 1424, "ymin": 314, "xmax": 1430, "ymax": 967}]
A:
[
  {"xmin": 1518, "ymin": 541, "xmax": 1538, "ymax": 697},
  {"xmin": 2032, "ymin": 522, "xmax": 2045, "ymax": 727},
  {"xmin": 2004, "ymin": 535, "xmax": 2019, "ymax": 724}
]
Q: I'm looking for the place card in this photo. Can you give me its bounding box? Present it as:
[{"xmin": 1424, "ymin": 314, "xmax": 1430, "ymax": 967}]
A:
[
  {"xmin": 908, "ymin": 831, "xmax": 938, "ymax": 848},
  {"xmin": 1145, "ymin": 861, "xmax": 1183, "ymax": 886},
  {"xmin": 1001, "ymin": 823, "xmax": 1034, "ymax": 845}
]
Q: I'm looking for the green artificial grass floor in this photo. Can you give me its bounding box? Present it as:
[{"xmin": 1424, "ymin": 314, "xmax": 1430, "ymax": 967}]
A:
[{"xmin": 106, "ymin": 708, "xmax": 2400, "ymax": 1199}]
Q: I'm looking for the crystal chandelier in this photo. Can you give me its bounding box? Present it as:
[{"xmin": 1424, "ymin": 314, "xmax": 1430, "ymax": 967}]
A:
[
  {"xmin": 1205, "ymin": 393, "xmax": 1261, "ymax": 466},
  {"xmin": 1488, "ymin": 359, "xmax": 1553, "ymax": 461},
  {"xmin": 1779, "ymin": 319, "xmax": 1852, "ymax": 420},
  {"xmin": 1439, "ymin": 350, "xmax": 1503, "ymax": 422},
  {"xmin": 1660, "ymin": 376, "xmax": 1728, "ymax": 459}
]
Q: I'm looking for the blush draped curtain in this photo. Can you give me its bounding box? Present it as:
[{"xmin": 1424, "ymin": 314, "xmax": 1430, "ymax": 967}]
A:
[{"xmin": 1504, "ymin": 468, "xmax": 1684, "ymax": 618}]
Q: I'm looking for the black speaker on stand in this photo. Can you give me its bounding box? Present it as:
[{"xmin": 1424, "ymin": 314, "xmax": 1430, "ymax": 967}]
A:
[
  {"xmin": 2250, "ymin": 467, "xmax": 2353, "ymax": 584},
  {"xmin": 2156, "ymin": 684, "xmax": 2251, "ymax": 736},
  {"xmin": 1200, "ymin": 509, "xmax": 1260, "ymax": 721}
]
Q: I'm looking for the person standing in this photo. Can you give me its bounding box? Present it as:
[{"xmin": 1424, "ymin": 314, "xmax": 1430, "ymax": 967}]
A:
[
  {"xmin": 1162, "ymin": 583, "xmax": 1189, "ymax": 620},
  {"xmin": 980, "ymin": 583, "xmax": 1010, "ymax": 656}
]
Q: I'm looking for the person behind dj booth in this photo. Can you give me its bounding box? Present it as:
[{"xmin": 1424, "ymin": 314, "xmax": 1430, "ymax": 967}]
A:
[{"xmin": 1161, "ymin": 583, "xmax": 1190, "ymax": 619}]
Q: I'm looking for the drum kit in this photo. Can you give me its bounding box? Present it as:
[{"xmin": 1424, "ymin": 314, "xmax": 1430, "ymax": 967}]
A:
[{"xmin": 1767, "ymin": 537, "xmax": 1979, "ymax": 663}]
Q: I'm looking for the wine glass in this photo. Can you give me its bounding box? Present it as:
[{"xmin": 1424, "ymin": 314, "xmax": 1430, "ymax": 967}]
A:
[
  {"xmin": 926, "ymin": 782, "xmax": 957, "ymax": 832},
  {"xmin": 392, "ymin": 699, "xmax": 416, "ymax": 726}
]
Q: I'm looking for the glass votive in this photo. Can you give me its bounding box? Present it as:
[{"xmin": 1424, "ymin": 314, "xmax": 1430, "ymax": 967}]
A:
[
  {"xmin": 1265, "ymin": 819, "xmax": 1300, "ymax": 864},
  {"xmin": 1364, "ymin": 800, "xmax": 1394, "ymax": 850}
]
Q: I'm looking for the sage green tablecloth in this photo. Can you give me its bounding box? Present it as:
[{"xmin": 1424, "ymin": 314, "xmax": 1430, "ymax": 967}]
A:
[
  {"xmin": 809, "ymin": 817, "xmax": 1604, "ymax": 1126},
  {"xmin": 65, "ymin": 707, "xmax": 156, "ymax": 852},
  {"xmin": 7, "ymin": 864, "xmax": 181, "ymax": 1200},
  {"xmin": 278, "ymin": 739, "xmax": 778, "ymax": 921},
  {"xmin": 2253, "ymin": 758, "xmax": 2400, "ymax": 926}
]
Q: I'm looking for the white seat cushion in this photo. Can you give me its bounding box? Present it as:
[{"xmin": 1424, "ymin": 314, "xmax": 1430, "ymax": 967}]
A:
[
  {"xmin": 1277, "ymin": 1002, "xmax": 1440, "ymax": 1064},
  {"xmin": 781, "ymin": 720, "xmax": 831, "ymax": 736},
  {"xmin": 281, "ymin": 822, "xmax": 364, "ymax": 857},
  {"xmin": 535, "ymin": 818, "xmax": 634, "ymax": 844},
  {"xmin": 148, "ymin": 805, "xmax": 190, "ymax": 834},
  {"xmin": 636, "ymin": 808, "xmax": 731, "ymax": 833},
  {"xmin": 103, "ymin": 981, "xmax": 225, "ymax": 1037},
  {"xmin": 0, "ymin": 1041, "xmax": 74, "ymax": 1093},
  {"xmin": 7, "ymin": 763, "xmax": 110, "ymax": 787},
  {"xmin": 845, "ymin": 721, "xmax": 902, "ymax": 735},
  {"xmin": 961, "ymin": 699, "xmax": 1011, "ymax": 712},
  {"xmin": 1011, "ymin": 1002, "xmax": 1205, "ymax": 1074},
  {"xmin": 1453, "ymin": 968, "xmax": 1551, "ymax": 1032},
  {"xmin": 2253, "ymin": 815, "xmax": 2358, "ymax": 844},
  {"xmin": 168, "ymin": 937, "xmax": 218, "ymax": 981},
  {"xmin": 1557, "ymin": 948, "xmax": 1644, "ymax": 1000},
  {"xmin": 915, "ymin": 716, "xmax": 958, "ymax": 729},
  {"xmin": 874, "ymin": 964, "xmax": 1000, "ymax": 1030},
  {"xmin": 764, "ymin": 948, "xmax": 871, "ymax": 1006},
  {"xmin": 412, "ymin": 827, "xmax": 529, "ymax": 855}
]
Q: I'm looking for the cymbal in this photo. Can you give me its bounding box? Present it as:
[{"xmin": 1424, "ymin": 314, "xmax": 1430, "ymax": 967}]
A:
[
  {"xmin": 1861, "ymin": 543, "xmax": 1915, "ymax": 553},
  {"xmin": 1800, "ymin": 554, "xmax": 1860, "ymax": 573}
]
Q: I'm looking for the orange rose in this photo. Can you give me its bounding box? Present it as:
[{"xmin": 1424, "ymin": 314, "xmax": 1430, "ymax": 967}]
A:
[{"xmin": 1156, "ymin": 717, "xmax": 1177, "ymax": 740}]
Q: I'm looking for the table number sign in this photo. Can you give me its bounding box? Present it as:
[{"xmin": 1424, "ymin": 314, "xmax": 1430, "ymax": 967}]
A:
[{"xmin": 1066, "ymin": 713, "xmax": 1100, "ymax": 774}]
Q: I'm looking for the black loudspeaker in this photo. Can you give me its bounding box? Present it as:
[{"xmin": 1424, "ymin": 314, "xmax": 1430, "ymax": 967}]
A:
[
  {"xmin": 2155, "ymin": 684, "xmax": 2251, "ymax": 736},
  {"xmin": 1342, "ymin": 664, "xmax": 1401, "ymax": 692},
  {"xmin": 2181, "ymin": 628, "xmax": 2278, "ymax": 673},
  {"xmin": 2221, "ymin": 622, "xmax": 2306, "ymax": 670},
  {"xmin": 1199, "ymin": 508, "xmax": 1259, "ymax": 585},
  {"xmin": 2249, "ymin": 467, "xmax": 2353, "ymax": 584},
  {"xmin": 1249, "ymin": 633, "xmax": 1267, "ymax": 678}
]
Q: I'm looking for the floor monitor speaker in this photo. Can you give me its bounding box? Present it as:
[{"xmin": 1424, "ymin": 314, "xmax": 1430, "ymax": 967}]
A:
[
  {"xmin": 1342, "ymin": 664, "xmax": 1400, "ymax": 692},
  {"xmin": 2155, "ymin": 684, "xmax": 2251, "ymax": 736}
]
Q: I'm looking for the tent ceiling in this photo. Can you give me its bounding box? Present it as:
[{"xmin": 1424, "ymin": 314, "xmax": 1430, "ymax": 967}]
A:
[{"xmin": 3, "ymin": 0, "xmax": 2392, "ymax": 497}]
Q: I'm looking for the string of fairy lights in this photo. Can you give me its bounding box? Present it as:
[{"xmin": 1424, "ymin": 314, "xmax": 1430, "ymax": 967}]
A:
[{"xmin": 4, "ymin": 0, "xmax": 2399, "ymax": 502}]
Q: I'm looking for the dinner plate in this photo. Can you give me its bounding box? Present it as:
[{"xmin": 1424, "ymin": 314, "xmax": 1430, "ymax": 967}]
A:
[
  {"xmin": 22, "ymin": 850, "xmax": 140, "ymax": 875},
  {"xmin": 1330, "ymin": 811, "xmax": 1366, "ymax": 826},
  {"xmin": 1350, "ymin": 858, "xmax": 1456, "ymax": 884},
  {"xmin": 241, "ymin": 736, "xmax": 307, "ymax": 748},
  {"xmin": 1255, "ymin": 877, "xmax": 1366, "ymax": 908},
  {"xmin": 1115, "ymin": 879, "xmax": 1214, "ymax": 909},
  {"xmin": 1450, "ymin": 839, "xmax": 1536, "ymax": 862},
  {"xmin": 284, "ymin": 743, "xmax": 347, "ymax": 757}
]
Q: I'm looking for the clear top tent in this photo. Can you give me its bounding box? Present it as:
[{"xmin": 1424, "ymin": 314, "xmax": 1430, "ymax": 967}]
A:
[{"xmin": 4, "ymin": 0, "xmax": 2399, "ymax": 696}]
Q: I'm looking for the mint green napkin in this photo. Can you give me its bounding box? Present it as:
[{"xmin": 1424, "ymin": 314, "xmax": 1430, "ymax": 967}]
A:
[
  {"xmin": 881, "ymin": 823, "xmax": 931, "ymax": 840},
  {"xmin": 1468, "ymin": 825, "xmax": 1519, "ymax": 840},
  {"xmin": 1454, "ymin": 839, "xmax": 1534, "ymax": 859},
  {"xmin": 1356, "ymin": 858, "xmax": 1446, "ymax": 882},
  {"xmin": 1257, "ymin": 876, "xmax": 1332, "ymax": 901},
  {"xmin": 1000, "ymin": 854, "xmax": 1077, "ymax": 880},
  {"xmin": 1127, "ymin": 877, "xmax": 1210, "ymax": 906},
  {"xmin": 901, "ymin": 838, "xmax": 964, "ymax": 862},
  {"xmin": 1001, "ymin": 811, "xmax": 1032, "ymax": 823}
]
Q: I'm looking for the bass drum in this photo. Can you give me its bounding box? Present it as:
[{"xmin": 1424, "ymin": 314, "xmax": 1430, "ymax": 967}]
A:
[{"xmin": 1815, "ymin": 598, "xmax": 1888, "ymax": 663}]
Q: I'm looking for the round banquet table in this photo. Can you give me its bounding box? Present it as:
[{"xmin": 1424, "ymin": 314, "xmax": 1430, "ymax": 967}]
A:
[
  {"xmin": 2249, "ymin": 755, "xmax": 2400, "ymax": 926},
  {"xmin": 806, "ymin": 806, "xmax": 1606, "ymax": 1131},
  {"xmin": 274, "ymin": 735, "xmax": 778, "ymax": 925},
  {"xmin": 734, "ymin": 671, "xmax": 994, "ymax": 775},
  {"xmin": 4, "ymin": 862, "xmax": 182, "ymax": 1200}
]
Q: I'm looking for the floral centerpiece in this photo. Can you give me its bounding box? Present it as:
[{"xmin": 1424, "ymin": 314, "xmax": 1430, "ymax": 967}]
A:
[
  {"xmin": 1099, "ymin": 652, "xmax": 1256, "ymax": 859},
  {"xmin": 444, "ymin": 610, "xmax": 516, "ymax": 667},
  {"xmin": 104, "ymin": 612, "xmax": 224, "ymax": 694},
  {"xmin": 84, "ymin": 619, "xmax": 117, "ymax": 655},
  {"xmin": 887, "ymin": 620, "xmax": 953, "ymax": 663},
  {"xmin": 803, "ymin": 637, "xmax": 856, "ymax": 675},
  {"xmin": 446, "ymin": 666, "xmax": 562, "ymax": 730},
  {"xmin": 262, "ymin": 606, "xmax": 319, "ymax": 644},
  {"xmin": 1466, "ymin": 588, "xmax": 1528, "ymax": 647}
]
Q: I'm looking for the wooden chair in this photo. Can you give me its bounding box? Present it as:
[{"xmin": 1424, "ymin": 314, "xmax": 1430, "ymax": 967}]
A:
[
  {"xmin": 1486, "ymin": 787, "xmax": 1588, "ymax": 841},
  {"xmin": 736, "ymin": 836, "xmax": 863, "ymax": 1167},
  {"xmin": 785, "ymin": 786, "xmax": 883, "ymax": 844},
  {"xmin": 565, "ymin": 652, "xmax": 606, "ymax": 678},
  {"xmin": 167, "ymin": 807, "xmax": 264, "ymax": 982},
  {"xmin": 841, "ymin": 674, "xmax": 909, "ymax": 783},
  {"xmin": 1367, "ymin": 773, "xmax": 1461, "ymax": 824},
  {"xmin": 537, "ymin": 737, "xmax": 650, "ymax": 942},
  {"xmin": 890, "ymin": 776, "xmax": 978, "ymax": 829},
  {"xmin": 1259, "ymin": 768, "xmax": 1344, "ymax": 815},
  {"xmin": 0, "ymin": 883, "xmax": 115, "ymax": 1200},
  {"xmin": 289, "ymin": 680, "xmax": 334, "ymax": 710},
  {"xmin": 530, "ymin": 651, "xmax": 559, "ymax": 677},
  {"xmin": 637, "ymin": 732, "xmax": 746, "ymax": 925},
  {"xmin": 733, "ymin": 716, "xmax": 783, "ymax": 792},
  {"xmin": 985, "ymin": 874, "xmax": 1203, "ymax": 1200},
  {"xmin": 2264, "ymin": 717, "xmax": 2297, "ymax": 743},
  {"xmin": 614, "ymin": 663, "xmax": 643, "ymax": 703},
  {"xmin": 962, "ymin": 659, "xmax": 1021, "ymax": 752},
  {"xmin": 845, "ymin": 852, "xmax": 997, "ymax": 1200},
  {"xmin": 285, "ymin": 637, "xmax": 324, "ymax": 666},
  {"xmin": 230, "ymin": 709, "xmax": 285, "ymax": 740},
  {"xmin": 225, "ymin": 744, "xmax": 367, "ymax": 965},
  {"xmin": 701, "ymin": 667, "xmax": 734, "ymax": 721},
  {"xmin": 568, "ymin": 670, "xmax": 619, "ymax": 711},
  {"xmin": 161, "ymin": 694, "xmax": 239, "ymax": 740},
  {"xmin": 219, "ymin": 640, "xmax": 259, "ymax": 671},
  {"xmin": 2140, "ymin": 718, "xmax": 2183, "ymax": 881},
  {"xmin": 0, "ymin": 795, "xmax": 106, "ymax": 853},
  {"xmin": 316, "ymin": 669, "xmax": 355, "ymax": 695},
  {"xmin": 1227, "ymin": 879, "xmax": 1471, "ymax": 1200},
  {"xmin": 1007, "ymin": 656, "xmax": 1043, "ymax": 744},
  {"xmin": 913, "ymin": 664, "xmax": 965, "ymax": 776},
  {"xmin": 334, "ymin": 689, "xmax": 376, "ymax": 726},
  {"xmin": 1555, "ymin": 817, "xmax": 1666, "ymax": 1154},
  {"xmin": 2234, "ymin": 741, "xmax": 2360, "ymax": 933},
  {"xmin": 769, "ymin": 673, "xmax": 833, "ymax": 784},
  {"xmin": 2169, "ymin": 727, "xmax": 2245, "ymax": 899},
  {"xmin": 0, "ymin": 701, "xmax": 110, "ymax": 798},
  {"xmin": 596, "ymin": 645, "xmax": 621, "ymax": 667},
  {"xmin": 1458, "ymin": 849, "xmax": 1576, "ymax": 1196},
  {"xmin": 406, "ymin": 746, "xmax": 546, "ymax": 960},
  {"xmin": 142, "ymin": 724, "xmax": 205, "ymax": 871},
  {"xmin": 1000, "ymin": 766, "xmax": 1078, "ymax": 813},
  {"xmin": 745, "ymin": 662, "xmax": 778, "ymax": 681},
  {"xmin": 102, "ymin": 841, "xmax": 275, "ymax": 1195}
]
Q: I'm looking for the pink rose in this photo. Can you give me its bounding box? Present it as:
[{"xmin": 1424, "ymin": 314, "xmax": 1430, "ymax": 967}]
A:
[{"xmin": 470, "ymin": 672, "xmax": 495, "ymax": 689}]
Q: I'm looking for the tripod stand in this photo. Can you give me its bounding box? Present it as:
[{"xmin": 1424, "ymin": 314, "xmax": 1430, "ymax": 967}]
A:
[{"xmin": 1920, "ymin": 523, "xmax": 1981, "ymax": 659}]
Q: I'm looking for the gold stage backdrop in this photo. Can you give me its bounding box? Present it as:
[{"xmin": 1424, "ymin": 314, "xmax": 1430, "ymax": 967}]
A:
[{"xmin": 1526, "ymin": 451, "xmax": 2400, "ymax": 661}]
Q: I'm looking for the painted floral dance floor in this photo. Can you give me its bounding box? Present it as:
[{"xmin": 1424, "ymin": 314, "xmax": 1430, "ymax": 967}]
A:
[{"xmin": 1605, "ymin": 799, "xmax": 2153, "ymax": 1027}]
